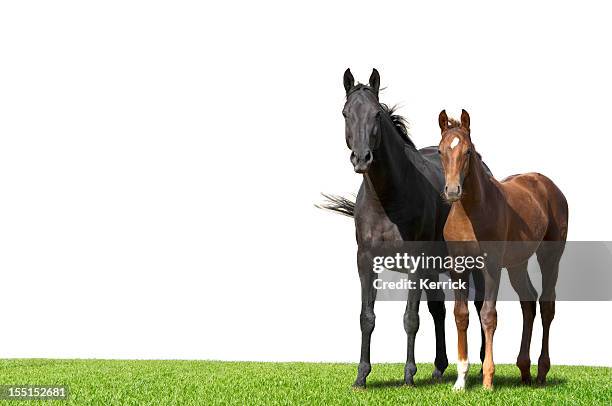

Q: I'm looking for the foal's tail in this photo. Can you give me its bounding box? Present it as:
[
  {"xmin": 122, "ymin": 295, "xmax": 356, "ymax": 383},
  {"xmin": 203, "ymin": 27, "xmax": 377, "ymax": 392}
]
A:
[{"xmin": 315, "ymin": 193, "xmax": 355, "ymax": 218}]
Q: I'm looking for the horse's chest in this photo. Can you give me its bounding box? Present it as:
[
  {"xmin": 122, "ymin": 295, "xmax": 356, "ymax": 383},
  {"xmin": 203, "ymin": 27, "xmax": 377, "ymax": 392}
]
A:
[
  {"xmin": 443, "ymin": 202, "xmax": 477, "ymax": 241},
  {"xmin": 357, "ymin": 216, "xmax": 402, "ymax": 242}
]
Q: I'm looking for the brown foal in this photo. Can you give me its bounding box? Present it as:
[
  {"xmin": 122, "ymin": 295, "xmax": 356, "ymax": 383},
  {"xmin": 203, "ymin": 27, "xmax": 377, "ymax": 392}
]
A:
[{"xmin": 437, "ymin": 109, "xmax": 568, "ymax": 390}]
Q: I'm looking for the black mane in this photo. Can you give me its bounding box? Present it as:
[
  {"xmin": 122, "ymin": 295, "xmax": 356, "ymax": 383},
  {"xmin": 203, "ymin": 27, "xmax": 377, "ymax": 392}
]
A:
[
  {"xmin": 381, "ymin": 103, "xmax": 414, "ymax": 148},
  {"xmin": 347, "ymin": 84, "xmax": 414, "ymax": 148}
]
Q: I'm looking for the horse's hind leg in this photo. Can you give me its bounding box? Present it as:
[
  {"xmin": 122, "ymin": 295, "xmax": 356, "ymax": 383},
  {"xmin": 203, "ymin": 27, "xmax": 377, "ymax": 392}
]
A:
[
  {"xmin": 425, "ymin": 276, "xmax": 448, "ymax": 382},
  {"xmin": 507, "ymin": 261, "xmax": 538, "ymax": 384},
  {"xmin": 535, "ymin": 244, "xmax": 563, "ymax": 385}
]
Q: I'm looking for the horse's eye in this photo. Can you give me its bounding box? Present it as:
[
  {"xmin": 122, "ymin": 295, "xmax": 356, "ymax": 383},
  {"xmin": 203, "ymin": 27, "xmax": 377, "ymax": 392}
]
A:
[
  {"xmin": 466, "ymin": 149, "xmax": 471, "ymax": 155},
  {"xmin": 342, "ymin": 111, "xmax": 348, "ymax": 118},
  {"xmin": 437, "ymin": 149, "xmax": 442, "ymax": 155}
]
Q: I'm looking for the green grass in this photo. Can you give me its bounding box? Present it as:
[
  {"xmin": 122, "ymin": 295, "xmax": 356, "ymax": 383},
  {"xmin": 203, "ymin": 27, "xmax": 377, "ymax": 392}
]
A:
[{"xmin": 0, "ymin": 360, "xmax": 610, "ymax": 405}]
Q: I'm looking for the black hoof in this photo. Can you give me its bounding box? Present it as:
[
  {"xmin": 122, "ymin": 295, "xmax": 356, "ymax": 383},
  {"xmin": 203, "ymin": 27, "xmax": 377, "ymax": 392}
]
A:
[
  {"xmin": 404, "ymin": 363, "xmax": 417, "ymax": 387},
  {"xmin": 432, "ymin": 369, "xmax": 444, "ymax": 382},
  {"xmin": 354, "ymin": 362, "xmax": 371, "ymax": 390},
  {"xmin": 352, "ymin": 382, "xmax": 366, "ymax": 390}
]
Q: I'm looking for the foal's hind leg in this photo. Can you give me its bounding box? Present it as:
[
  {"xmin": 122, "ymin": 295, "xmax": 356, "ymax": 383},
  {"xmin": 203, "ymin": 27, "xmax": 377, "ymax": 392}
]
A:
[
  {"xmin": 535, "ymin": 245, "xmax": 562, "ymax": 385},
  {"xmin": 507, "ymin": 262, "xmax": 538, "ymax": 384}
]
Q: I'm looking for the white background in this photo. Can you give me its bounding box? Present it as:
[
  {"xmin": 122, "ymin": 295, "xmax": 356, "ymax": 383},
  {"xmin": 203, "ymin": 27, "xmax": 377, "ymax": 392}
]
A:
[{"xmin": 0, "ymin": 1, "xmax": 610, "ymax": 367}]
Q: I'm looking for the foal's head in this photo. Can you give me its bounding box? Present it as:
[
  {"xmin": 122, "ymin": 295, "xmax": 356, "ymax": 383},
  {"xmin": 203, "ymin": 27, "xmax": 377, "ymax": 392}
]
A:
[
  {"xmin": 437, "ymin": 109, "xmax": 473, "ymax": 202},
  {"xmin": 342, "ymin": 68, "xmax": 382, "ymax": 173}
]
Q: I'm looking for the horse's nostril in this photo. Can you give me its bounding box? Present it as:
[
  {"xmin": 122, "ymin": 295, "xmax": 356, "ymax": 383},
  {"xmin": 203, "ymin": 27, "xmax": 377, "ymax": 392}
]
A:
[
  {"xmin": 350, "ymin": 151, "xmax": 356, "ymax": 160},
  {"xmin": 364, "ymin": 151, "xmax": 372, "ymax": 162}
]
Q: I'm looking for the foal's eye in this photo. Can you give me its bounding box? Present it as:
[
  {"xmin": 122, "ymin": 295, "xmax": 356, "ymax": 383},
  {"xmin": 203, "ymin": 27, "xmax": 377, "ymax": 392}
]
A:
[
  {"xmin": 466, "ymin": 149, "xmax": 471, "ymax": 155},
  {"xmin": 437, "ymin": 149, "xmax": 441, "ymax": 154}
]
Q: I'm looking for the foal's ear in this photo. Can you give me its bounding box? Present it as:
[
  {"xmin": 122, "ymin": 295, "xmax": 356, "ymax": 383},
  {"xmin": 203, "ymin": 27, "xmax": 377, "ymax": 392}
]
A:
[
  {"xmin": 461, "ymin": 109, "xmax": 470, "ymax": 131},
  {"xmin": 369, "ymin": 68, "xmax": 380, "ymax": 94},
  {"xmin": 343, "ymin": 68, "xmax": 355, "ymax": 94},
  {"xmin": 438, "ymin": 110, "xmax": 449, "ymax": 133}
]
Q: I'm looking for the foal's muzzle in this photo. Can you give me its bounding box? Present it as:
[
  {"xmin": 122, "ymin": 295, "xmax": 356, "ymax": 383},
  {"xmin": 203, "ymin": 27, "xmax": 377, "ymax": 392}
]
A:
[
  {"xmin": 351, "ymin": 149, "xmax": 373, "ymax": 173},
  {"xmin": 444, "ymin": 184, "xmax": 462, "ymax": 202}
]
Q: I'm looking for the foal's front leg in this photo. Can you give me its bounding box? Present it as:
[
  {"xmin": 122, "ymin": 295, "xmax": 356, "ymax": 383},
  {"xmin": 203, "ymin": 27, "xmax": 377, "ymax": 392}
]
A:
[
  {"xmin": 481, "ymin": 266, "xmax": 501, "ymax": 389},
  {"xmin": 452, "ymin": 272, "xmax": 470, "ymax": 391},
  {"xmin": 354, "ymin": 249, "xmax": 377, "ymax": 388}
]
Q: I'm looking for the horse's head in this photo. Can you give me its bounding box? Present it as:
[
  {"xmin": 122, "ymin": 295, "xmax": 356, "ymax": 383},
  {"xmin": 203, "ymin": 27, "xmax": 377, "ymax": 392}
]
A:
[
  {"xmin": 438, "ymin": 109, "xmax": 473, "ymax": 202},
  {"xmin": 342, "ymin": 68, "xmax": 382, "ymax": 173}
]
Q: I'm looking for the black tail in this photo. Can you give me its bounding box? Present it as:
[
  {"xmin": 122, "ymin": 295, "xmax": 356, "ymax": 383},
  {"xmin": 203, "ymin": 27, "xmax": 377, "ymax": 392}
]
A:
[{"xmin": 315, "ymin": 193, "xmax": 355, "ymax": 218}]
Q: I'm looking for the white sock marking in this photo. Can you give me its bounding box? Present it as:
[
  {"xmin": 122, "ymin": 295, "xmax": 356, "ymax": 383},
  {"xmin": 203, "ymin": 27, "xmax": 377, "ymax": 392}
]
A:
[{"xmin": 453, "ymin": 359, "xmax": 469, "ymax": 390}]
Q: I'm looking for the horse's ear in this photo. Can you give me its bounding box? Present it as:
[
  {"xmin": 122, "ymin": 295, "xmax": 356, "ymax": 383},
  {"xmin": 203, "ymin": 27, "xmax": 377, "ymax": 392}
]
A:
[
  {"xmin": 461, "ymin": 109, "xmax": 470, "ymax": 131},
  {"xmin": 343, "ymin": 69, "xmax": 354, "ymax": 94},
  {"xmin": 369, "ymin": 68, "xmax": 380, "ymax": 94},
  {"xmin": 438, "ymin": 110, "xmax": 449, "ymax": 133}
]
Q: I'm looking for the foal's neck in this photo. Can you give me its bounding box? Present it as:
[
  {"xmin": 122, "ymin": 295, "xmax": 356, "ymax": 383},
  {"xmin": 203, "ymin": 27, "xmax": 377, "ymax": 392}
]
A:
[{"xmin": 461, "ymin": 146, "xmax": 495, "ymax": 211}]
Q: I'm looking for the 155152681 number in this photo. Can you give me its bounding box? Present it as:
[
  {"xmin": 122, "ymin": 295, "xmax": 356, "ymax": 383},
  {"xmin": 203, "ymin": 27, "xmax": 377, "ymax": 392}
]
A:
[{"xmin": 0, "ymin": 385, "xmax": 68, "ymax": 400}]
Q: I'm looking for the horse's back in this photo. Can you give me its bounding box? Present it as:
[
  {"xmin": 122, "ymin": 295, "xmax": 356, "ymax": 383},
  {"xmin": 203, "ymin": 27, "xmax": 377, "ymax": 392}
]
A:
[
  {"xmin": 419, "ymin": 146, "xmax": 444, "ymax": 176},
  {"xmin": 419, "ymin": 145, "xmax": 439, "ymax": 157}
]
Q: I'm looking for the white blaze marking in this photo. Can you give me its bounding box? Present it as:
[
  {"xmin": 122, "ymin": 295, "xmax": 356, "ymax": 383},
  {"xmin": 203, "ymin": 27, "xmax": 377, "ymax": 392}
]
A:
[
  {"xmin": 453, "ymin": 359, "xmax": 469, "ymax": 391},
  {"xmin": 450, "ymin": 137, "xmax": 460, "ymax": 149}
]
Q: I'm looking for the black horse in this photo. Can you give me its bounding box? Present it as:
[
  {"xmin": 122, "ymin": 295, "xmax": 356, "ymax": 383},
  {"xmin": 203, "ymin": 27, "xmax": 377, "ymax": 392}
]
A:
[{"xmin": 320, "ymin": 68, "xmax": 485, "ymax": 388}]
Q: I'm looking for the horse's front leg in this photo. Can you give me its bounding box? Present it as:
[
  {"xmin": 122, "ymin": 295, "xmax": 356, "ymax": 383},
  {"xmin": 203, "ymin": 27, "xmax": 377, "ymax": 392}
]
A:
[
  {"xmin": 403, "ymin": 282, "xmax": 421, "ymax": 386},
  {"xmin": 481, "ymin": 265, "xmax": 501, "ymax": 389},
  {"xmin": 451, "ymin": 271, "xmax": 470, "ymax": 391},
  {"xmin": 353, "ymin": 249, "xmax": 377, "ymax": 389}
]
